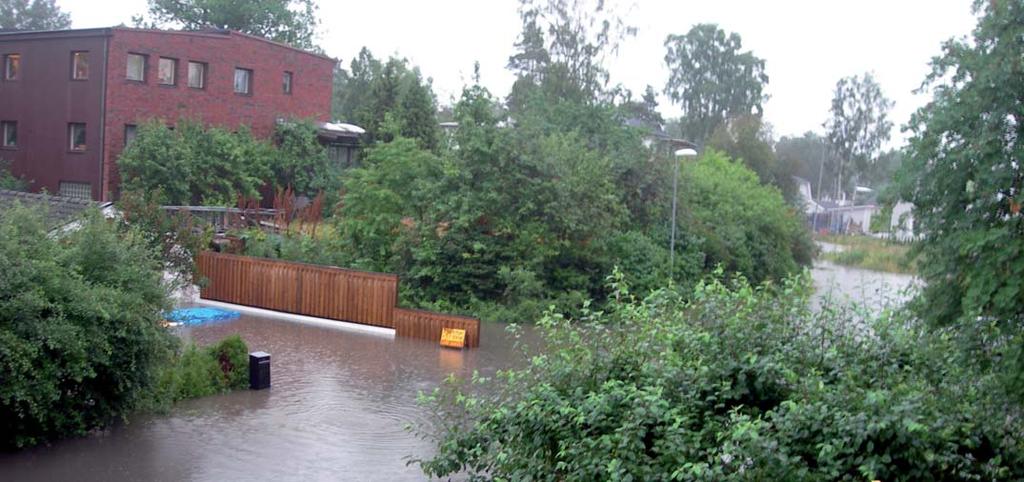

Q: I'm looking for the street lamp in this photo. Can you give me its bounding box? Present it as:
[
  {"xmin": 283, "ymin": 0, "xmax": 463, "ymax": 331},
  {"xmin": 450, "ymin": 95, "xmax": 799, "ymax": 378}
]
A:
[{"xmin": 669, "ymin": 145, "xmax": 699, "ymax": 276}]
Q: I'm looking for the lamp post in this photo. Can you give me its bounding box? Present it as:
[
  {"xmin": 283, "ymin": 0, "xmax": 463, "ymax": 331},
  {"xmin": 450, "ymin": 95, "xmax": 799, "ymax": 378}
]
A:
[{"xmin": 669, "ymin": 146, "xmax": 699, "ymax": 276}]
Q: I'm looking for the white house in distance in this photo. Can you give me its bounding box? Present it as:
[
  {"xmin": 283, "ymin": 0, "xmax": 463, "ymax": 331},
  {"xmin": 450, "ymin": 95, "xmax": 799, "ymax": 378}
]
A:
[
  {"xmin": 794, "ymin": 176, "xmax": 878, "ymax": 235},
  {"xmin": 889, "ymin": 201, "xmax": 916, "ymax": 241}
]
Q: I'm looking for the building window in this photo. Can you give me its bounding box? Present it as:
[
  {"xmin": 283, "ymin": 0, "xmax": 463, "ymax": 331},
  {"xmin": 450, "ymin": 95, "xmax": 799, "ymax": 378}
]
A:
[
  {"xmin": 234, "ymin": 67, "xmax": 252, "ymax": 94},
  {"xmin": 59, "ymin": 181, "xmax": 92, "ymax": 200},
  {"xmin": 282, "ymin": 71, "xmax": 292, "ymax": 94},
  {"xmin": 126, "ymin": 53, "xmax": 146, "ymax": 81},
  {"xmin": 71, "ymin": 51, "xmax": 88, "ymax": 80},
  {"xmin": 187, "ymin": 61, "xmax": 206, "ymax": 89},
  {"xmin": 68, "ymin": 123, "xmax": 86, "ymax": 151},
  {"xmin": 158, "ymin": 57, "xmax": 176, "ymax": 85},
  {"xmin": 1, "ymin": 121, "xmax": 16, "ymax": 148},
  {"xmin": 124, "ymin": 124, "xmax": 137, "ymax": 146},
  {"xmin": 3, "ymin": 54, "xmax": 19, "ymax": 80}
]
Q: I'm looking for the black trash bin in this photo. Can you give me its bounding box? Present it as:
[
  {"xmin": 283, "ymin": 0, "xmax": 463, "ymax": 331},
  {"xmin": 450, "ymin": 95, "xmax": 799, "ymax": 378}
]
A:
[{"xmin": 249, "ymin": 351, "xmax": 271, "ymax": 390}]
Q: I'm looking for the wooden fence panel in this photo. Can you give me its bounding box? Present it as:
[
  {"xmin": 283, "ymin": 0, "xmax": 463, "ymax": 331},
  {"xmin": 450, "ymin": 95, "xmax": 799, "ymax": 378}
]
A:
[
  {"xmin": 198, "ymin": 251, "xmax": 398, "ymax": 328},
  {"xmin": 394, "ymin": 308, "xmax": 481, "ymax": 348}
]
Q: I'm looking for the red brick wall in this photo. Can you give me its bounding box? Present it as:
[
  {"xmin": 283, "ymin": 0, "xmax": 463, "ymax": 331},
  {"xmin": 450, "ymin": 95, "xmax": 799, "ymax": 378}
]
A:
[{"xmin": 102, "ymin": 28, "xmax": 334, "ymax": 200}]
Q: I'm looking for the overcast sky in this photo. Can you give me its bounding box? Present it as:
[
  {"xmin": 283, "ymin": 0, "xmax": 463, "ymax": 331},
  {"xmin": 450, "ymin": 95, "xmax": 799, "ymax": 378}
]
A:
[{"xmin": 60, "ymin": 0, "xmax": 977, "ymax": 145}]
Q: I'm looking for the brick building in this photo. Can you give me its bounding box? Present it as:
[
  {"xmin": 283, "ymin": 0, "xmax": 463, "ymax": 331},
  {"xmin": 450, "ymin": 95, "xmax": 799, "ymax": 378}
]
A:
[{"xmin": 0, "ymin": 27, "xmax": 334, "ymax": 201}]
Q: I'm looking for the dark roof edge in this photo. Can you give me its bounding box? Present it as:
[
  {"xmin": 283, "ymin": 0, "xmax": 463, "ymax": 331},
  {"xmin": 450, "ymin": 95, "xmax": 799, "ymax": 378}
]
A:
[
  {"xmin": 111, "ymin": 26, "xmax": 335, "ymax": 62},
  {"xmin": 0, "ymin": 26, "xmax": 334, "ymax": 63},
  {"xmin": 0, "ymin": 27, "xmax": 113, "ymax": 39}
]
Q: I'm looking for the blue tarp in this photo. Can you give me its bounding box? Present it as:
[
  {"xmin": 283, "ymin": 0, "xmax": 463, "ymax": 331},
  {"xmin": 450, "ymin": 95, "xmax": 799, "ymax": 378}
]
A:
[{"xmin": 165, "ymin": 307, "xmax": 240, "ymax": 326}]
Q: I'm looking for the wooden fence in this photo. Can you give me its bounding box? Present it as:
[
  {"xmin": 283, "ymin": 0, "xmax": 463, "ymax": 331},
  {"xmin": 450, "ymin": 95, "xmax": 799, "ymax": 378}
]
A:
[
  {"xmin": 395, "ymin": 308, "xmax": 481, "ymax": 349},
  {"xmin": 197, "ymin": 251, "xmax": 480, "ymax": 347}
]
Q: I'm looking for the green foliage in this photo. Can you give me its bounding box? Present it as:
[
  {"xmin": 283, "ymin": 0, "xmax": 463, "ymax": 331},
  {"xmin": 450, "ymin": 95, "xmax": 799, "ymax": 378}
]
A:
[
  {"xmin": 682, "ymin": 150, "xmax": 813, "ymax": 283},
  {"xmin": 819, "ymin": 235, "xmax": 915, "ymax": 275},
  {"xmin": 508, "ymin": 0, "xmax": 636, "ymax": 108},
  {"xmin": 117, "ymin": 189, "xmax": 213, "ymax": 286},
  {"xmin": 0, "ymin": 158, "xmax": 28, "ymax": 191},
  {"xmin": 415, "ymin": 273, "xmax": 1024, "ymax": 480},
  {"xmin": 118, "ymin": 118, "xmax": 335, "ymax": 205},
  {"xmin": 707, "ymin": 115, "xmax": 797, "ymax": 202},
  {"xmin": 272, "ymin": 119, "xmax": 340, "ymax": 198},
  {"xmin": 332, "ymin": 49, "xmax": 440, "ymax": 150},
  {"xmin": 136, "ymin": 0, "xmax": 320, "ymax": 50},
  {"xmin": 899, "ymin": 0, "xmax": 1024, "ymax": 390},
  {"xmin": 118, "ymin": 120, "xmax": 273, "ymax": 206},
  {"xmin": 663, "ymin": 24, "xmax": 768, "ymax": 144},
  {"xmin": 148, "ymin": 335, "xmax": 249, "ymax": 404},
  {"xmin": 824, "ymin": 73, "xmax": 893, "ymax": 200},
  {"xmin": 0, "ymin": 0, "xmax": 71, "ymax": 30},
  {"xmin": 0, "ymin": 206, "xmax": 175, "ymax": 449}
]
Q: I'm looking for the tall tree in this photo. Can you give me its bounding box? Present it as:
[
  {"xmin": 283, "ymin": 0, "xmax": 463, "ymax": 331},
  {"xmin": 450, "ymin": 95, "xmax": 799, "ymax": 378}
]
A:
[
  {"xmin": 900, "ymin": 0, "xmax": 1024, "ymax": 370},
  {"xmin": 663, "ymin": 24, "xmax": 768, "ymax": 145},
  {"xmin": 137, "ymin": 0, "xmax": 320, "ymax": 50},
  {"xmin": 508, "ymin": 0, "xmax": 635, "ymax": 107},
  {"xmin": 619, "ymin": 85, "xmax": 665, "ymax": 130},
  {"xmin": 707, "ymin": 114, "xmax": 796, "ymax": 201},
  {"xmin": 0, "ymin": 0, "xmax": 71, "ymax": 30},
  {"xmin": 823, "ymin": 73, "xmax": 893, "ymax": 201},
  {"xmin": 332, "ymin": 48, "xmax": 439, "ymax": 150},
  {"xmin": 776, "ymin": 132, "xmax": 832, "ymax": 196}
]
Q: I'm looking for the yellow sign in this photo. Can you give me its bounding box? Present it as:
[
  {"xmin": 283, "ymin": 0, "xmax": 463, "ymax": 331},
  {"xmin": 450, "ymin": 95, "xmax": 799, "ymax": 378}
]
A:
[{"xmin": 440, "ymin": 328, "xmax": 466, "ymax": 348}]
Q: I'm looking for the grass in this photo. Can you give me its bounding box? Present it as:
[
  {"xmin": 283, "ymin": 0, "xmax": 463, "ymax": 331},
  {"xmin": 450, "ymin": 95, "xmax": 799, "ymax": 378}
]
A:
[{"xmin": 817, "ymin": 234, "xmax": 917, "ymax": 275}]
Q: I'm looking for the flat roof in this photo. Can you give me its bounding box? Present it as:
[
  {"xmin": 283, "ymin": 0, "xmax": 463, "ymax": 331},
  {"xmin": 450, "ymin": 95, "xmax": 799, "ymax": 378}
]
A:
[{"xmin": 0, "ymin": 26, "xmax": 333, "ymax": 61}]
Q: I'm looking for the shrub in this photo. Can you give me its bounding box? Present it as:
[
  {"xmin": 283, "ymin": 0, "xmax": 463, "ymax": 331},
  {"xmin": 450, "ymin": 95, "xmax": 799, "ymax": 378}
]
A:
[
  {"xmin": 149, "ymin": 335, "xmax": 250, "ymax": 405},
  {"xmin": 415, "ymin": 272, "xmax": 1024, "ymax": 480},
  {"xmin": 0, "ymin": 206, "xmax": 176, "ymax": 449}
]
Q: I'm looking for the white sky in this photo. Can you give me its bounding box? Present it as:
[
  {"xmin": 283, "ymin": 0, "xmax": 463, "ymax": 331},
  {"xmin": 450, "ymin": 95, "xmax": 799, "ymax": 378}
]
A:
[{"xmin": 60, "ymin": 0, "xmax": 977, "ymax": 146}]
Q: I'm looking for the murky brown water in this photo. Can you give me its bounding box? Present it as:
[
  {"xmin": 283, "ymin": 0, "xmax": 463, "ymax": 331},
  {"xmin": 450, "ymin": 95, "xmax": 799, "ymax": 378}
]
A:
[{"xmin": 0, "ymin": 313, "xmax": 532, "ymax": 481}]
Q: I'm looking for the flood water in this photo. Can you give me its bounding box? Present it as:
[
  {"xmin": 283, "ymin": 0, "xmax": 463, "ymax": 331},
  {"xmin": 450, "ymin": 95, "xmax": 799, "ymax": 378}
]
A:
[
  {"xmin": 0, "ymin": 314, "xmax": 533, "ymax": 481},
  {"xmin": 0, "ymin": 256, "xmax": 917, "ymax": 481},
  {"xmin": 811, "ymin": 242, "xmax": 918, "ymax": 311}
]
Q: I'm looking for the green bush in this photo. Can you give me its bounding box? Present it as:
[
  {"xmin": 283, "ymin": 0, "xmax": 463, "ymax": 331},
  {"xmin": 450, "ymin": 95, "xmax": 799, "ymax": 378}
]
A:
[
  {"xmin": 118, "ymin": 118, "xmax": 336, "ymax": 206},
  {"xmin": 415, "ymin": 272, "xmax": 1023, "ymax": 480},
  {"xmin": 0, "ymin": 206, "xmax": 176, "ymax": 449},
  {"xmin": 149, "ymin": 335, "xmax": 250, "ymax": 405}
]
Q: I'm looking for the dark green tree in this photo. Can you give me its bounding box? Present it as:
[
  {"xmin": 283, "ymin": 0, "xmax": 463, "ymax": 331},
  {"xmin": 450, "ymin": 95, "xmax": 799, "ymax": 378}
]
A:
[
  {"xmin": 332, "ymin": 48, "xmax": 382, "ymax": 122},
  {"xmin": 0, "ymin": 0, "xmax": 71, "ymax": 30},
  {"xmin": 137, "ymin": 0, "xmax": 320, "ymax": 50},
  {"xmin": 0, "ymin": 207, "xmax": 175, "ymax": 449},
  {"xmin": 118, "ymin": 120, "xmax": 273, "ymax": 205},
  {"xmin": 776, "ymin": 131, "xmax": 832, "ymax": 197},
  {"xmin": 0, "ymin": 159, "xmax": 28, "ymax": 191},
  {"xmin": 332, "ymin": 49, "xmax": 439, "ymax": 150},
  {"xmin": 900, "ymin": 0, "xmax": 1024, "ymax": 382},
  {"xmin": 508, "ymin": 0, "xmax": 635, "ymax": 108},
  {"xmin": 824, "ymin": 73, "xmax": 893, "ymax": 201},
  {"xmin": 619, "ymin": 85, "xmax": 665, "ymax": 130},
  {"xmin": 663, "ymin": 24, "xmax": 768, "ymax": 145},
  {"xmin": 707, "ymin": 114, "xmax": 797, "ymax": 200}
]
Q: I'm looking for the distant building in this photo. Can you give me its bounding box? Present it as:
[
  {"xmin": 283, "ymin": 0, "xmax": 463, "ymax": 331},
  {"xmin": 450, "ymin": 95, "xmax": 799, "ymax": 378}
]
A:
[
  {"xmin": 0, "ymin": 27, "xmax": 335, "ymax": 201},
  {"xmin": 889, "ymin": 201, "xmax": 916, "ymax": 241},
  {"xmin": 793, "ymin": 176, "xmax": 824, "ymax": 216},
  {"xmin": 811, "ymin": 201, "xmax": 878, "ymax": 235}
]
